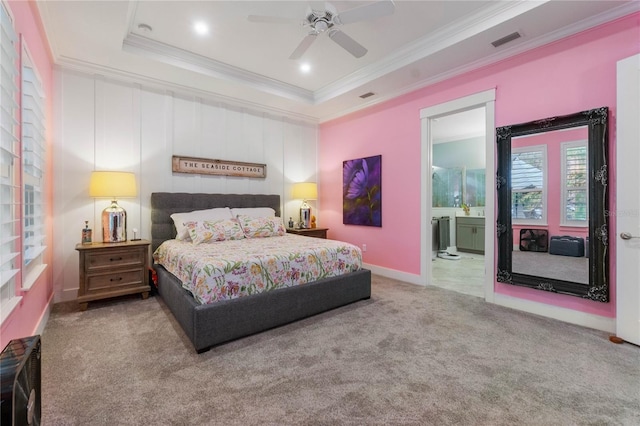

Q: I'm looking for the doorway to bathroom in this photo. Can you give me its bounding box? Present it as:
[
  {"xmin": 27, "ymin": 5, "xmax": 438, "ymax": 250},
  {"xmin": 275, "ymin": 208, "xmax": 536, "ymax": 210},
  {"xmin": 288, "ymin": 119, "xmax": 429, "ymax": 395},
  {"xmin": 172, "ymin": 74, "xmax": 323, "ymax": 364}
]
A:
[
  {"xmin": 420, "ymin": 90, "xmax": 496, "ymax": 301},
  {"xmin": 432, "ymin": 108, "xmax": 486, "ymax": 297}
]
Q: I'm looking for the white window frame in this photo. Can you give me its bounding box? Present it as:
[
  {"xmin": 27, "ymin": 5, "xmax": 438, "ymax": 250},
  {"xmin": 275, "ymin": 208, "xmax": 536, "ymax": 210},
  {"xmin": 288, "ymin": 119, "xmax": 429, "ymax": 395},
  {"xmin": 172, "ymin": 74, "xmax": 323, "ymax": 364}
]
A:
[
  {"xmin": 511, "ymin": 145, "xmax": 547, "ymax": 226},
  {"xmin": 560, "ymin": 139, "xmax": 589, "ymax": 227},
  {"xmin": 0, "ymin": 0, "xmax": 21, "ymax": 323}
]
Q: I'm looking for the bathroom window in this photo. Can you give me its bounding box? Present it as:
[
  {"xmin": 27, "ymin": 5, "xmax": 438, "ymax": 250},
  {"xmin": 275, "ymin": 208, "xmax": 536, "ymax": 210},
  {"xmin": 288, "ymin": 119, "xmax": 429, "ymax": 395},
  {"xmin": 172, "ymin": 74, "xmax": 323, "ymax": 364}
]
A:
[
  {"xmin": 432, "ymin": 167, "xmax": 463, "ymax": 207},
  {"xmin": 465, "ymin": 168, "xmax": 485, "ymax": 207},
  {"xmin": 433, "ymin": 167, "xmax": 485, "ymax": 208},
  {"xmin": 512, "ymin": 145, "xmax": 547, "ymax": 224}
]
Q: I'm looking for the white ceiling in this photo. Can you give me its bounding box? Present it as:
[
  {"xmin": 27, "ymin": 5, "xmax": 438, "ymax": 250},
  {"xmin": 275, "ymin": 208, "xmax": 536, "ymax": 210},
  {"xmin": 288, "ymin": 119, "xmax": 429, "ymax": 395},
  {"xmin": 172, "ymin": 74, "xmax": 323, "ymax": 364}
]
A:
[{"xmin": 37, "ymin": 1, "xmax": 638, "ymax": 124}]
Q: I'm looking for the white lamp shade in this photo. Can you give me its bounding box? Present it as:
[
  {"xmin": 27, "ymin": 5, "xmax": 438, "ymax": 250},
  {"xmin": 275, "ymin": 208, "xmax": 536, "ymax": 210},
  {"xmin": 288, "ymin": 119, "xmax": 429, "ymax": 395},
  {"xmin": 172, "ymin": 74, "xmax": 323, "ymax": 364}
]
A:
[
  {"xmin": 89, "ymin": 171, "xmax": 137, "ymax": 199},
  {"xmin": 292, "ymin": 182, "xmax": 317, "ymax": 200}
]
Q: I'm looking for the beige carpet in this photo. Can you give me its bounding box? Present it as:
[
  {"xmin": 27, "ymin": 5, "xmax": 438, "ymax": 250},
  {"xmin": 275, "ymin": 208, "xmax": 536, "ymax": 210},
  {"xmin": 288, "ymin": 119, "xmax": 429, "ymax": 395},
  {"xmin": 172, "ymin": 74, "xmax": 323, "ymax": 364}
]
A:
[{"xmin": 41, "ymin": 275, "xmax": 639, "ymax": 425}]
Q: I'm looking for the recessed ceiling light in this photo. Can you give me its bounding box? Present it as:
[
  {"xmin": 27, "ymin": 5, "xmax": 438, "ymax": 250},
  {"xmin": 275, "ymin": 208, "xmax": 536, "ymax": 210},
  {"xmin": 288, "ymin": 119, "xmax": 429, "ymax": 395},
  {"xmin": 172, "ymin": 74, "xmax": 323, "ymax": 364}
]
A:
[
  {"xmin": 300, "ymin": 63, "xmax": 311, "ymax": 73},
  {"xmin": 193, "ymin": 21, "xmax": 209, "ymax": 36}
]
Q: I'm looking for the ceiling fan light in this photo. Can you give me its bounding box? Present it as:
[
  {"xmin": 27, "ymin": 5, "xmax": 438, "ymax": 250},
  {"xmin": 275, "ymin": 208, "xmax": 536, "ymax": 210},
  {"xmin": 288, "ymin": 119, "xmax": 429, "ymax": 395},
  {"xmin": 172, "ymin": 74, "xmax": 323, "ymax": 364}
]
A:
[{"xmin": 315, "ymin": 20, "xmax": 329, "ymax": 32}]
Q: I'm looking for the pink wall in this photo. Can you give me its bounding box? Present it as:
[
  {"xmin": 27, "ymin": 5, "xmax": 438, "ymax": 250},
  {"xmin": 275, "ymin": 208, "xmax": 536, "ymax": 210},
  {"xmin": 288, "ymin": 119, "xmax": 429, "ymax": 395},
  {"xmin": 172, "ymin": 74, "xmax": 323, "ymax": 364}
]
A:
[
  {"xmin": 1, "ymin": 1, "xmax": 54, "ymax": 349},
  {"xmin": 511, "ymin": 127, "xmax": 589, "ymax": 247},
  {"xmin": 320, "ymin": 13, "xmax": 640, "ymax": 319}
]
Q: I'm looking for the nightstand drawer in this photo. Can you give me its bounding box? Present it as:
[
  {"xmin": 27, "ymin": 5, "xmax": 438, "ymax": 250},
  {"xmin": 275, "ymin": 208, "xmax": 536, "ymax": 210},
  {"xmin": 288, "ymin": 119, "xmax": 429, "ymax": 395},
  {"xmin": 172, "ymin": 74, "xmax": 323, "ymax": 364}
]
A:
[
  {"xmin": 85, "ymin": 249, "xmax": 145, "ymax": 272},
  {"xmin": 300, "ymin": 229, "xmax": 327, "ymax": 238},
  {"xmin": 76, "ymin": 240, "xmax": 151, "ymax": 310},
  {"xmin": 86, "ymin": 269, "xmax": 145, "ymax": 293}
]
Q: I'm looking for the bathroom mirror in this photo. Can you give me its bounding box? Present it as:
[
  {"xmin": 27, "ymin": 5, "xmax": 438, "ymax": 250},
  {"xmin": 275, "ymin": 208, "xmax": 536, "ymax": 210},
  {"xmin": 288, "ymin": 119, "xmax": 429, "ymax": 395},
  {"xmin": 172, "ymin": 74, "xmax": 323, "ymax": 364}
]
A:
[{"xmin": 496, "ymin": 107, "xmax": 609, "ymax": 301}]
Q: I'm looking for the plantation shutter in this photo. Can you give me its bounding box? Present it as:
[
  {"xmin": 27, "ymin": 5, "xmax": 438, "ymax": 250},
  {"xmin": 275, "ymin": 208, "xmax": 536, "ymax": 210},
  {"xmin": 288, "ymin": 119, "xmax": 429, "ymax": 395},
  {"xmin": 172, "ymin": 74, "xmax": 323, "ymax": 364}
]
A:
[
  {"xmin": 0, "ymin": 2, "xmax": 21, "ymax": 320},
  {"xmin": 562, "ymin": 142, "xmax": 588, "ymax": 225},
  {"xmin": 22, "ymin": 48, "xmax": 47, "ymax": 285}
]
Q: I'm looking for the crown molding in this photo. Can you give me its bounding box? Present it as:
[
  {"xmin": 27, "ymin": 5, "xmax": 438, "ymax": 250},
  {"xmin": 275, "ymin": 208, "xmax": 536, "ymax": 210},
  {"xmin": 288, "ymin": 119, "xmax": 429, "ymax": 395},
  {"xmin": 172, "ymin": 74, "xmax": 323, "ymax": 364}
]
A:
[
  {"xmin": 317, "ymin": 2, "xmax": 640, "ymax": 123},
  {"xmin": 314, "ymin": 0, "xmax": 548, "ymax": 104},
  {"xmin": 122, "ymin": 33, "xmax": 315, "ymax": 104},
  {"xmin": 55, "ymin": 56, "xmax": 319, "ymax": 125}
]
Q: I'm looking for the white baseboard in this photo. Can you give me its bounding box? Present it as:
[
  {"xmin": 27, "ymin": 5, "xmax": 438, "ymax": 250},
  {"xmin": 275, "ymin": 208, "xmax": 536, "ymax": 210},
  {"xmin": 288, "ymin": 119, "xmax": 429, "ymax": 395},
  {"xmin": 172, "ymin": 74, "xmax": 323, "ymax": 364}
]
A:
[
  {"xmin": 57, "ymin": 288, "xmax": 79, "ymax": 303},
  {"xmin": 362, "ymin": 263, "xmax": 423, "ymax": 286},
  {"xmin": 493, "ymin": 293, "xmax": 615, "ymax": 333},
  {"xmin": 363, "ymin": 262, "xmax": 614, "ymax": 333},
  {"xmin": 34, "ymin": 296, "xmax": 53, "ymax": 337}
]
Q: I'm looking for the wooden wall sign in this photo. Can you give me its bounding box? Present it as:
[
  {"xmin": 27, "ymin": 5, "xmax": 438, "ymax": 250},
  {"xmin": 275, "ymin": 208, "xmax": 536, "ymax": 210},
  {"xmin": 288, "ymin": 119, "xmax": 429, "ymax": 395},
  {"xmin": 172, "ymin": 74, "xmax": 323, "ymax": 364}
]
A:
[{"xmin": 172, "ymin": 156, "xmax": 266, "ymax": 178}]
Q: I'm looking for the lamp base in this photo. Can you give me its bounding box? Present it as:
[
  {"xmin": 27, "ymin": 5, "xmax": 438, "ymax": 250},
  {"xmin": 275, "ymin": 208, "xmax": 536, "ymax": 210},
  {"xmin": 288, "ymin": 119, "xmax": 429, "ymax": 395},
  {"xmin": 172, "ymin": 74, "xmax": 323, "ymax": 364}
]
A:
[
  {"xmin": 102, "ymin": 201, "xmax": 127, "ymax": 243},
  {"xmin": 299, "ymin": 202, "xmax": 311, "ymax": 229}
]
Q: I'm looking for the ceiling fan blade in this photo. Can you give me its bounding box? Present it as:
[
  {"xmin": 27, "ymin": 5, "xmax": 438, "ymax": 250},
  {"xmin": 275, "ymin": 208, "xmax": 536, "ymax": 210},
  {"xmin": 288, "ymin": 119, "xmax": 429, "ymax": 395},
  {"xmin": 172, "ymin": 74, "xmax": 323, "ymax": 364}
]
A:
[
  {"xmin": 328, "ymin": 30, "xmax": 367, "ymax": 58},
  {"xmin": 289, "ymin": 33, "xmax": 317, "ymax": 60},
  {"xmin": 334, "ymin": 0, "xmax": 395, "ymax": 25},
  {"xmin": 247, "ymin": 15, "xmax": 300, "ymax": 24}
]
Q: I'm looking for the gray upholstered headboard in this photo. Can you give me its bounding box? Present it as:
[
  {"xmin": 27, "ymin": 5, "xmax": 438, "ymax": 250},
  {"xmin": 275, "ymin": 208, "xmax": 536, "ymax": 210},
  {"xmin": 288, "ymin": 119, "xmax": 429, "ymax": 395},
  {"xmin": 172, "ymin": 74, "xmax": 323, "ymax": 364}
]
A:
[{"xmin": 150, "ymin": 193, "xmax": 281, "ymax": 252}]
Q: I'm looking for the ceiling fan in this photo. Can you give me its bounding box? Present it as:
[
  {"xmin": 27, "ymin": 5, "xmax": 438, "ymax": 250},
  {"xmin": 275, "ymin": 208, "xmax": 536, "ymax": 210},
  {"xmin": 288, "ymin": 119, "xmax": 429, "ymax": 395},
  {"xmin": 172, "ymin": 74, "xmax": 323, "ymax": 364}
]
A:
[{"xmin": 248, "ymin": 1, "xmax": 395, "ymax": 59}]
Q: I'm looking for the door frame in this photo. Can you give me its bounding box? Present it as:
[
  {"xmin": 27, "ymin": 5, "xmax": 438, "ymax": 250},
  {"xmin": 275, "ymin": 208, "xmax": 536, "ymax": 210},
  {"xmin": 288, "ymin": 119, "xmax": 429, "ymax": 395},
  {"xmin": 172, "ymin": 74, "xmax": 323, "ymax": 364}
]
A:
[
  {"xmin": 615, "ymin": 53, "xmax": 640, "ymax": 344},
  {"xmin": 420, "ymin": 89, "xmax": 496, "ymax": 301}
]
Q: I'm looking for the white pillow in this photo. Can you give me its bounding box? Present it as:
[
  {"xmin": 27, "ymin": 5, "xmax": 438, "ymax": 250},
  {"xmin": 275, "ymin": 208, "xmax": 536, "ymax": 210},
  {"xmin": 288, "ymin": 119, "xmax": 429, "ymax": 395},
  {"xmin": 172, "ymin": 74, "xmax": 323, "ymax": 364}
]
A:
[
  {"xmin": 230, "ymin": 207, "xmax": 276, "ymax": 218},
  {"xmin": 171, "ymin": 207, "xmax": 233, "ymax": 240}
]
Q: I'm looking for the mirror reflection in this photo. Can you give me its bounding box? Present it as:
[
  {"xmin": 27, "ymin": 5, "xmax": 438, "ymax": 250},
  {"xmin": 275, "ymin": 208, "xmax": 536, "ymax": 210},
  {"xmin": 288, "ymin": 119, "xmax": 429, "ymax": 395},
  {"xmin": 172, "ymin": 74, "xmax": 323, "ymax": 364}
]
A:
[{"xmin": 511, "ymin": 126, "xmax": 589, "ymax": 284}]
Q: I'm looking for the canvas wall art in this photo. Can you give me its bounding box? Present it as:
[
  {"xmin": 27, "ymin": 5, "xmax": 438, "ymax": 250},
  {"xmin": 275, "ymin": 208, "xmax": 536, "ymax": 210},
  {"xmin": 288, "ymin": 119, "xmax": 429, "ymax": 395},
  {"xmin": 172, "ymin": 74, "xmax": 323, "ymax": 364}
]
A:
[{"xmin": 343, "ymin": 155, "xmax": 382, "ymax": 227}]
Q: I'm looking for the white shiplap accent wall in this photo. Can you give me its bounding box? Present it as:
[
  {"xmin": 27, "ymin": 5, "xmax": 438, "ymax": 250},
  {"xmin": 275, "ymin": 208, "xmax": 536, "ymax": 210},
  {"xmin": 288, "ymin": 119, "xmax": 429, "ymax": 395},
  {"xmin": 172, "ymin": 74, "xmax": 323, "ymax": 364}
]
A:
[{"xmin": 53, "ymin": 69, "xmax": 318, "ymax": 302}]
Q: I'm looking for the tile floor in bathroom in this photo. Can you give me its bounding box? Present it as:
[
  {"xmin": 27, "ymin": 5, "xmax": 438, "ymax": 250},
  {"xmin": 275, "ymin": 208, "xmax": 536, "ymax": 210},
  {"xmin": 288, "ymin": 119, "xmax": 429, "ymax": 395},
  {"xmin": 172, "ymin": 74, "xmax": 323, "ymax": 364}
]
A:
[{"xmin": 431, "ymin": 251, "xmax": 485, "ymax": 298}]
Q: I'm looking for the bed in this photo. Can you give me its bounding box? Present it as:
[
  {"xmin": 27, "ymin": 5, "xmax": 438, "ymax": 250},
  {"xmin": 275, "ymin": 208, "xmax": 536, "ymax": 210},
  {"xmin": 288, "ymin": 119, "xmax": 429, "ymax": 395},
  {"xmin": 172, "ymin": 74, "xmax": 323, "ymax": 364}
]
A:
[{"xmin": 150, "ymin": 192, "xmax": 372, "ymax": 353}]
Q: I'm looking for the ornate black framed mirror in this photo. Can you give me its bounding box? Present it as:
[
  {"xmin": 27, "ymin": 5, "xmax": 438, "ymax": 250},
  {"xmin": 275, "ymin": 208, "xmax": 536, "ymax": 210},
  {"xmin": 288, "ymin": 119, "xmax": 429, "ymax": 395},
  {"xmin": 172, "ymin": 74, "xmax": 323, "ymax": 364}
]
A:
[{"xmin": 496, "ymin": 107, "xmax": 609, "ymax": 301}]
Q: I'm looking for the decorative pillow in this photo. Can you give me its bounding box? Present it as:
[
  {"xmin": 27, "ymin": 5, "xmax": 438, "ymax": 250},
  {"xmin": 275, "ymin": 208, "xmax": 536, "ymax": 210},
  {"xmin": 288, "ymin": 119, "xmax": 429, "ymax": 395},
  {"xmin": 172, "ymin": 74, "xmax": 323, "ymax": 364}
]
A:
[
  {"xmin": 230, "ymin": 207, "xmax": 276, "ymax": 218},
  {"xmin": 236, "ymin": 215, "xmax": 286, "ymax": 238},
  {"xmin": 185, "ymin": 219, "xmax": 245, "ymax": 245},
  {"xmin": 171, "ymin": 207, "xmax": 233, "ymax": 240}
]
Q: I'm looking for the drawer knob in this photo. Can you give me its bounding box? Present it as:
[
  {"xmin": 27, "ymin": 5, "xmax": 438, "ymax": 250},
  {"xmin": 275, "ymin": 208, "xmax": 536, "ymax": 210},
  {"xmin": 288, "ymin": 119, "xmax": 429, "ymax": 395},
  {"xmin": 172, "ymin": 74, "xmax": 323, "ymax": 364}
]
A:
[
  {"xmin": 110, "ymin": 277, "xmax": 123, "ymax": 282},
  {"xmin": 110, "ymin": 257, "xmax": 123, "ymax": 262}
]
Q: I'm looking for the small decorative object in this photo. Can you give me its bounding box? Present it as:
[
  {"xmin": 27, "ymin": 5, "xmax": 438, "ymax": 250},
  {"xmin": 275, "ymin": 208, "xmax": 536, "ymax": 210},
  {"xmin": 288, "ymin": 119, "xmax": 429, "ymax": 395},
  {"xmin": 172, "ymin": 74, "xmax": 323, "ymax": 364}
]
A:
[
  {"xmin": 81, "ymin": 221, "xmax": 92, "ymax": 244},
  {"xmin": 343, "ymin": 155, "xmax": 382, "ymax": 227},
  {"xmin": 310, "ymin": 215, "xmax": 317, "ymax": 228},
  {"xmin": 288, "ymin": 217, "xmax": 294, "ymax": 228},
  {"xmin": 89, "ymin": 171, "xmax": 137, "ymax": 243},
  {"xmin": 131, "ymin": 227, "xmax": 140, "ymax": 241},
  {"xmin": 462, "ymin": 203, "xmax": 470, "ymax": 215},
  {"xmin": 292, "ymin": 182, "xmax": 317, "ymax": 229}
]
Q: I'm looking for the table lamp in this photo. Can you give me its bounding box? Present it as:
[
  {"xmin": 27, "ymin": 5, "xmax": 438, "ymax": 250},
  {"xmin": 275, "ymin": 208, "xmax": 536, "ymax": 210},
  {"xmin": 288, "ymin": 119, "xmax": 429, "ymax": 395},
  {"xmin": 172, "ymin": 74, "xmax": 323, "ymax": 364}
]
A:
[
  {"xmin": 89, "ymin": 171, "xmax": 137, "ymax": 242},
  {"xmin": 292, "ymin": 182, "xmax": 317, "ymax": 229}
]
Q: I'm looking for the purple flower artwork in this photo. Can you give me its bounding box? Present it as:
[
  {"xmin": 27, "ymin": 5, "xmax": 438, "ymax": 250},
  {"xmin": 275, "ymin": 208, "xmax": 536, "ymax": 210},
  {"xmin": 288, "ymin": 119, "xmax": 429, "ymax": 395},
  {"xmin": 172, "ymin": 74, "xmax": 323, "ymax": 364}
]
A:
[{"xmin": 343, "ymin": 155, "xmax": 382, "ymax": 227}]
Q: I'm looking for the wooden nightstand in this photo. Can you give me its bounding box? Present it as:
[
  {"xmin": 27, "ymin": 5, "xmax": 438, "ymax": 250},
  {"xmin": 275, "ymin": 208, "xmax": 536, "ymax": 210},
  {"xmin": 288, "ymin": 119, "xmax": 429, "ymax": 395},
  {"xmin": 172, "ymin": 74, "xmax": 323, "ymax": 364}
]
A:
[
  {"xmin": 286, "ymin": 227, "xmax": 328, "ymax": 239},
  {"xmin": 75, "ymin": 240, "xmax": 151, "ymax": 311}
]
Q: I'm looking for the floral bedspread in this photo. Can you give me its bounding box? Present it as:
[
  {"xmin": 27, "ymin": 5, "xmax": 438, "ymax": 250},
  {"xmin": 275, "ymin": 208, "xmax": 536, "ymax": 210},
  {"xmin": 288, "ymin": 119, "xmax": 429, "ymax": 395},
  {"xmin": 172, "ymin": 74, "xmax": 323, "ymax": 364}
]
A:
[{"xmin": 153, "ymin": 234, "xmax": 362, "ymax": 305}]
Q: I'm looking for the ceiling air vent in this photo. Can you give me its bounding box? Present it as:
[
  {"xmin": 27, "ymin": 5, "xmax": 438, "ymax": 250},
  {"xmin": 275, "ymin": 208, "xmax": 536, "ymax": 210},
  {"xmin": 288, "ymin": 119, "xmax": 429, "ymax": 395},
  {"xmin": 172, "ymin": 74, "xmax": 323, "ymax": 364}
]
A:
[
  {"xmin": 359, "ymin": 92, "xmax": 375, "ymax": 99},
  {"xmin": 491, "ymin": 31, "xmax": 521, "ymax": 48}
]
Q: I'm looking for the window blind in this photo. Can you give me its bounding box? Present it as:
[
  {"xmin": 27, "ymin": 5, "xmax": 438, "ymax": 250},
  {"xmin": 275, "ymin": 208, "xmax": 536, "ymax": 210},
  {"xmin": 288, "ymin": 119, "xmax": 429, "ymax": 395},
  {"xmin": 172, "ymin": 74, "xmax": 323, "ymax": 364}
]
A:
[{"xmin": 0, "ymin": 2, "xmax": 21, "ymax": 321}]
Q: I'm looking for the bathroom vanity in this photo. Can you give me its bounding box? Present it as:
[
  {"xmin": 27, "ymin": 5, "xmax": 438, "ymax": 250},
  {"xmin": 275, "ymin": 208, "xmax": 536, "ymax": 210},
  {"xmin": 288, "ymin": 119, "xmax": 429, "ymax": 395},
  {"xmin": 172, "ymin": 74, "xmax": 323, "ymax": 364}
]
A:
[{"xmin": 456, "ymin": 216, "xmax": 485, "ymax": 254}]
